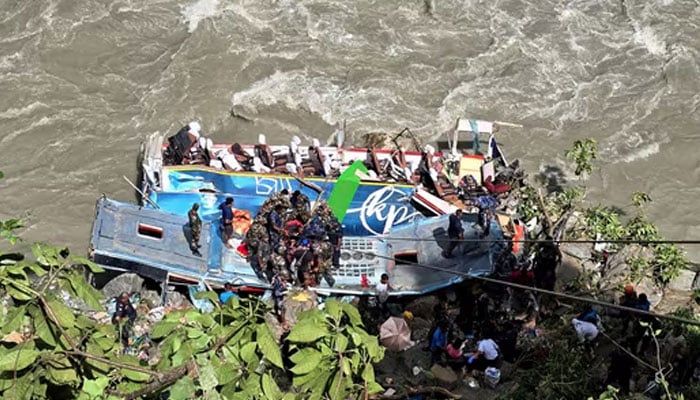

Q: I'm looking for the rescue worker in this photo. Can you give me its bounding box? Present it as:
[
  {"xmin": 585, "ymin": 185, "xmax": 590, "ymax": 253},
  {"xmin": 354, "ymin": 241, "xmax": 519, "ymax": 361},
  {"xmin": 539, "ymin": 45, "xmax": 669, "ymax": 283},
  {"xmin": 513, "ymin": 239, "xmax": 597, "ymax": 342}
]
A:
[
  {"xmin": 292, "ymin": 239, "xmax": 313, "ymax": 287},
  {"xmin": 290, "ymin": 190, "xmax": 311, "ymax": 223},
  {"xmin": 271, "ymin": 270, "xmax": 290, "ymax": 324},
  {"xmin": 268, "ymin": 203, "xmax": 286, "ymax": 249},
  {"xmin": 254, "ymin": 235, "xmax": 272, "ymax": 281},
  {"xmin": 443, "ymin": 209, "xmax": 464, "ymax": 258},
  {"xmin": 327, "ymin": 217, "xmax": 343, "ymax": 269},
  {"xmin": 312, "ymin": 240, "xmax": 335, "ymax": 287},
  {"xmin": 245, "ymin": 215, "xmax": 267, "ymax": 257},
  {"xmin": 269, "ymin": 245, "xmax": 289, "ymax": 281},
  {"xmin": 188, "ymin": 203, "xmax": 202, "ymax": 254}
]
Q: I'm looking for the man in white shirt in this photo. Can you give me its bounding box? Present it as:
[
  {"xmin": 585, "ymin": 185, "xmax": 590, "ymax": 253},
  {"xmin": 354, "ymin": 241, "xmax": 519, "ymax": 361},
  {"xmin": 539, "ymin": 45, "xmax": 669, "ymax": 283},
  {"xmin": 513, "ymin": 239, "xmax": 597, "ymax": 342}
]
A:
[
  {"xmin": 572, "ymin": 317, "xmax": 599, "ymax": 343},
  {"xmin": 468, "ymin": 334, "xmax": 500, "ymax": 373},
  {"xmin": 375, "ymin": 273, "xmax": 391, "ymax": 318}
]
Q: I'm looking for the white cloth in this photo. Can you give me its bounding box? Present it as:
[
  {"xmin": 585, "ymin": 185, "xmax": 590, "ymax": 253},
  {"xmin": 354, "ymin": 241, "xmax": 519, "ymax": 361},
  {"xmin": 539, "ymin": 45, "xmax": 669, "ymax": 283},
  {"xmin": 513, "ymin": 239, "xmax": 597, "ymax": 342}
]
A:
[
  {"xmin": 217, "ymin": 149, "xmax": 242, "ymax": 171},
  {"xmin": 252, "ymin": 156, "xmax": 271, "ymax": 173},
  {"xmin": 188, "ymin": 121, "xmax": 201, "ymax": 138},
  {"xmin": 477, "ymin": 339, "xmax": 500, "ymax": 361},
  {"xmin": 572, "ymin": 318, "xmax": 599, "ymax": 342},
  {"xmin": 290, "ymin": 141, "xmax": 302, "ymax": 166},
  {"xmin": 375, "ymin": 282, "xmax": 389, "ymax": 304}
]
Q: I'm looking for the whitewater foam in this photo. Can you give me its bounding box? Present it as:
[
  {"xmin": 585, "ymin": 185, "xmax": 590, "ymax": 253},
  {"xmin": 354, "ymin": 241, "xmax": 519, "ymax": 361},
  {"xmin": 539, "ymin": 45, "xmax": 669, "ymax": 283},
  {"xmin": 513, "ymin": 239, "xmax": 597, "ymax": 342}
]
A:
[{"xmin": 181, "ymin": 0, "xmax": 221, "ymax": 33}]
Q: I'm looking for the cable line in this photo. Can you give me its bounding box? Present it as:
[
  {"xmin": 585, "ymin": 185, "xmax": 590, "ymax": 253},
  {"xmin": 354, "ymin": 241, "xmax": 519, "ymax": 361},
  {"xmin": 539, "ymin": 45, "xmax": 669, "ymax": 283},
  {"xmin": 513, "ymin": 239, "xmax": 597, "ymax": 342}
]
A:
[
  {"xmin": 374, "ymin": 237, "xmax": 700, "ymax": 245},
  {"xmin": 354, "ymin": 251, "xmax": 700, "ymax": 327}
]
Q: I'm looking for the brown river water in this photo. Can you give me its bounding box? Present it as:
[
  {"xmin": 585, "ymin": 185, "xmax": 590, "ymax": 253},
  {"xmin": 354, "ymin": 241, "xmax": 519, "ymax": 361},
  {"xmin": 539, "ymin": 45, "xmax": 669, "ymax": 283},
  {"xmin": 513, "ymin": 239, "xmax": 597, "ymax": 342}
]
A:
[{"xmin": 1, "ymin": 0, "xmax": 699, "ymax": 261}]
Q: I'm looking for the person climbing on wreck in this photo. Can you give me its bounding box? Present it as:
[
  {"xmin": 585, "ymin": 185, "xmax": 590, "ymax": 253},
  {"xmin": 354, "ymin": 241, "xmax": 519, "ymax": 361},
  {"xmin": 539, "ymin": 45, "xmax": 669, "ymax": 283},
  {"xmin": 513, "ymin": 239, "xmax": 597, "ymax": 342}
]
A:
[
  {"xmin": 219, "ymin": 197, "xmax": 235, "ymax": 247},
  {"xmin": 188, "ymin": 203, "xmax": 202, "ymax": 255},
  {"xmin": 443, "ymin": 209, "xmax": 464, "ymax": 258}
]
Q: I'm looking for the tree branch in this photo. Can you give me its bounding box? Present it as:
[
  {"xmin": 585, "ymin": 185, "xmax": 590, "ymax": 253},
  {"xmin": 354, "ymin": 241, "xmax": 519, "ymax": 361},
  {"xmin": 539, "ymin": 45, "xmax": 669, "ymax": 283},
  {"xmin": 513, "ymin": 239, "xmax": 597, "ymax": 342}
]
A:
[{"xmin": 114, "ymin": 318, "xmax": 248, "ymax": 399}]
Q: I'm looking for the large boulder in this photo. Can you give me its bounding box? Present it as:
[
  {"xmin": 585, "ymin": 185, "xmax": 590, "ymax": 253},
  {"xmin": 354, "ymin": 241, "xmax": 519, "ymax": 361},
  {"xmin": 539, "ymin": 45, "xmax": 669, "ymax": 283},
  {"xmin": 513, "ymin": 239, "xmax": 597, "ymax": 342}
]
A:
[
  {"xmin": 429, "ymin": 364, "xmax": 459, "ymax": 387},
  {"xmin": 558, "ymin": 243, "xmax": 596, "ymax": 288},
  {"xmin": 668, "ymin": 269, "xmax": 698, "ymax": 292},
  {"xmin": 102, "ymin": 273, "xmax": 145, "ymax": 299}
]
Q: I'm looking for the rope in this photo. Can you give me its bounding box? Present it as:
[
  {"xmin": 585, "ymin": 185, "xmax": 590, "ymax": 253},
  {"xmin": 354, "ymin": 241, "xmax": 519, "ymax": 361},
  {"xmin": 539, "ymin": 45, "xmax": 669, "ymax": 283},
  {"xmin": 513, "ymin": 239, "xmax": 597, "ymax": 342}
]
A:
[
  {"xmin": 599, "ymin": 331, "xmax": 657, "ymax": 371},
  {"xmin": 354, "ymin": 251, "xmax": 700, "ymax": 327}
]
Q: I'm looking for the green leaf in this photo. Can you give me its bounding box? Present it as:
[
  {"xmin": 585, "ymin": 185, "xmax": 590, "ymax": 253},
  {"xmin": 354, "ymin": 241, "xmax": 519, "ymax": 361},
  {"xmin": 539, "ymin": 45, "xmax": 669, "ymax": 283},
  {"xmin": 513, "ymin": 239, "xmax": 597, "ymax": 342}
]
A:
[
  {"xmin": 290, "ymin": 349, "xmax": 322, "ymax": 375},
  {"xmin": 63, "ymin": 273, "xmax": 105, "ymax": 310},
  {"xmin": 194, "ymin": 290, "xmax": 220, "ymax": 306},
  {"xmin": 2, "ymin": 304, "xmax": 26, "ymax": 334},
  {"xmin": 262, "ymin": 372, "xmax": 283, "ymax": 400},
  {"xmin": 70, "ymin": 255, "xmax": 104, "ymax": 273},
  {"xmin": 27, "ymin": 305, "xmax": 57, "ymax": 347},
  {"xmin": 307, "ymin": 370, "xmax": 333, "ymax": 400},
  {"xmin": 82, "ymin": 377, "xmax": 110, "ymax": 398},
  {"xmin": 117, "ymin": 355, "xmax": 152, "ymax": 382},
  {"xmin": 287, "ymin": 319, "xmax": 329, "ymax": 343},
  {"xmin": 199, "ymin": 363, "xmax": 219, "ymax": 392},
  {"xmin": 367, "ymin": 381, "xmax": 384, "ymax": 394},
  {"xmin": 242, "ymin": 372, "xmax": 262, "ymax": 398},
  {"xmin": 186, "ymin": 327, "xmax": 203, "ymax": 339},
  {"xmin": 214, "ymin": 362, "xmax": 238, "ymax": 386},
  {"xmin": 0, "ymin": 348, "xmax": 41, "ymax": 372},
  {"xmin": 361, "ymin": 365, "xmax": 375, "ymax": 384},
  {"xmin": 329, "ymin": 369, "xmax": 349, "ymax": 400},
  {"xmin": 172, "ymin": 335, "xmax": 182, "ymax": 354},
  {"xmin": 340, "ymin": 302, "xmax": 363, "ymax": 327},
  {"xmin": 169, "ymin": 376, "xmax": 196, "ymax": 400},
  {"xmin": 6, "ymin": 264, "xmax": 28, "ymax": 281},
  {"xmin": 48, "ymin": 366, "xmax": 79, "ymax": 386},
  {"xmin": 6, "ymin": 282, "xmax": 32, "ymax": 301},
  {"xmin": 334, "ymin": 334, "xmax": 349, "ymax": 353},
  {"xmin": 256, "ymin": 322, "xmax": 283, "ymax": 369},
  {"xmin": 341, "ymin": 357, "xmax": 352, "ymax": 377},
  {"xmin": 240, "ymin": 342, "xmax": 258, "ymax": 365},
  {"xmin": 152, "ymin": 321, "xmax": 178, "ymax": 339},
  {"xmin": 47, "ymin": 298, "xmax": 76, "ymax": 328},
  {"xmin": 325, "ymin": 299, "xmax": 342, "ymax": 321}
]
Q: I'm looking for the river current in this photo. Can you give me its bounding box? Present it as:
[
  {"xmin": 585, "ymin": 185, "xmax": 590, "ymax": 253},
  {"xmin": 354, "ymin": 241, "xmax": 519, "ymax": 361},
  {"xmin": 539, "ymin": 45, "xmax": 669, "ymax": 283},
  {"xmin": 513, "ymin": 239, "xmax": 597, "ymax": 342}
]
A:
[{"xmin": 0, "ymin": 0, "xmax": 699, "ymax": 261}]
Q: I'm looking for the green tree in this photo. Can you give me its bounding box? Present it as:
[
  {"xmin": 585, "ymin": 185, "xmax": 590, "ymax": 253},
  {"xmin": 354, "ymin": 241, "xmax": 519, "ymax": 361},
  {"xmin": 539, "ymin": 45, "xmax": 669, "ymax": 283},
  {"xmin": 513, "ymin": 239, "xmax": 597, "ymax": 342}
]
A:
[
  {"xmin": 0, "ymin": 243, "xmax": 384, "ymax": 399},
  {"xmin": 565, "ymin": 138, "xmax": 598, "ymax": 178}
]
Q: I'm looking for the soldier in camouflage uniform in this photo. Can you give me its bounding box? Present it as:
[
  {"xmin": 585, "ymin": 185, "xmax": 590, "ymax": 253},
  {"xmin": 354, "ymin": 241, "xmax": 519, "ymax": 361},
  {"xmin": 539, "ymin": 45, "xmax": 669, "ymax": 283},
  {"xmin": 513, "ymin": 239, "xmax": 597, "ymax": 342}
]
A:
[
  {"xmin": 254, "ymin": 235, "xmax": 272, "ymax": 281},
  {"xmin": 245, "ymin": 216, "xmax": 267, "ymax": 271},
  {"xmin": 269, "ymin": 245, "xmax": 288, "ymax": 280},
  {"xmin": 290, "ymin": 190, "xmax": 311, "ymax": 223},
  {"xmin": 257, "ymin": 189, "xmax": 291, "ymax": 220},
  {"xmin": 312, "ymin": 240, "xmax": 335, "ymax": 287}
]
